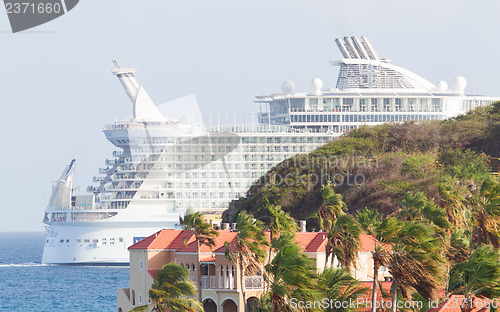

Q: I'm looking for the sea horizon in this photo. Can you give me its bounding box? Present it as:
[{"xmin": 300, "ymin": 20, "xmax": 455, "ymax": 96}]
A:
[{"xmin": 0, "ymin": 232, "xmax": 129, "ymax": 312}]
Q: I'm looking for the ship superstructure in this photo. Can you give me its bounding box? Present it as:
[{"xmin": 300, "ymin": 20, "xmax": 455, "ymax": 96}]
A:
[
  {"xmin": 256, "ymin": 36, "xmax": 499, "ymax": 133},
  {"xmin": 42, "ymin": 37, "xmax": 500, "ymax": 264},
  {"xmin": 42, "ymin": 62, "xmax": 333, "ymax": 264}
]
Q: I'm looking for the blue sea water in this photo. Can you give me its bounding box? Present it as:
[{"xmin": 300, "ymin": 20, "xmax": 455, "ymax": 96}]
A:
[{"xmin": 0, "ymin": 232, "xmax": 129, "ymax": 312}]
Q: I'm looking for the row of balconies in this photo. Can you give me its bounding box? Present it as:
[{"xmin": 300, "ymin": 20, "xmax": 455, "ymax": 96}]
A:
[{"xmin": 199, "ymin": 275, "xmax": 263, "ymax": 290}]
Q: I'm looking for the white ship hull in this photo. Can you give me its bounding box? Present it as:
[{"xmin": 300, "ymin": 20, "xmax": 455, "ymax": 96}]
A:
[{"xmin": 42, "ymin": 222, "xmax": 177, "ymax": 264}]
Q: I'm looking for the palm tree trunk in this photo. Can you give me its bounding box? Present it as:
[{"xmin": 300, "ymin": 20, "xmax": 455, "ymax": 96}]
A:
[
  {"xmin": 197, "ymin": 239, "xmax": 202, "ymax": 303},
  {"xmin": 371, "ymin": 261, "xmax": 379, "ymax": 312},
  {"xmin": 240, "ymin": 255, "xmax": 247, "ymax": 312},
  {"xmin": 266, "ymin": 232, "xmax": 273, "ymax": 294},
  {"xmin": 391, "ymin": 278, "xmax": 398, "ymax": 312},
  {"xmin": 325, "ymin": 248, "xmax": 330, "ymax": 268}
]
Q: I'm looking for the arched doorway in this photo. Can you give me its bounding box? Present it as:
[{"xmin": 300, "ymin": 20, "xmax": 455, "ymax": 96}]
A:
[
  {"xmin": 222, "ymin": 299, "xmax": 237, "ymax": 312},
  {"xmin": 203, "ymin": 298, "xmax": 217, "ymax": 312},
  {"xmin": 247, "ymin": 297, "xmax": 260, "ymax": 312},
  {"xmin": 118, "ymin": 309, "xmax": 123, "ymax": 312}
]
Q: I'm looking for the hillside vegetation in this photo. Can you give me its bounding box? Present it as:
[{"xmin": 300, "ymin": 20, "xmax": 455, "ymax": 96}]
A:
[{"xmin": 224, "ymin": 102, "xmax": 500, "ymax": 229}]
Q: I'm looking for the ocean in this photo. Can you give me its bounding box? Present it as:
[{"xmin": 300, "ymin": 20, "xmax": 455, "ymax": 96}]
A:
[{"xmin": 0, "ymin": 232, "xmax": 129, "ymax": 312}]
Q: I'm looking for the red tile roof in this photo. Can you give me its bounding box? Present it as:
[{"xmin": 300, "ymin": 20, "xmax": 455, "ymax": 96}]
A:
[
  {"xmin": 295, "ymin": 232, "xmax": 328, "ymax": 252},
  {"xmin": 176, "ymin": 230, "xmax": 237, "ymax": 253},
  {"xmin": 128, "ymin": 230, "xmax": 385, "ymax": 254},
  {"xmin": 359, "ymin": 281, "xmax": 393, "ymax": 309},
  {"xmin": 147, "ymin": 269, "xmax": 157, "ymax": 279},
  {"xmin": 359, "ymin": 234, "xmax": 390, "ymax": 252},
  {"xmin": 128, "ymin": 229, "xmax": 195, "ymax": 250}
]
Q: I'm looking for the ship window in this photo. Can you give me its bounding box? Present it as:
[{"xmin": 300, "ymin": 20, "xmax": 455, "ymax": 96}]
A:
[
  {"xmin": 84, "ymin": 239, "xmax": 90, "ymax": 243},
  {"xmin": 66, "ymin": 239, "xmax": 69, "ymax": 243},
  {"xmin": 92, "ymin": 239, "xmax": 98, "ymax": 243},
  {"xmin": 59, "ymin": 239, "xmax": 64, "ymax": 243}
]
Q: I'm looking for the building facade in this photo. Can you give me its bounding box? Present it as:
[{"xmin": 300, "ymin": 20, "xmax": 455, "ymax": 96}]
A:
[{"xmin": 117, "ymin": 228, "xmax": 390, "ymax": 312}]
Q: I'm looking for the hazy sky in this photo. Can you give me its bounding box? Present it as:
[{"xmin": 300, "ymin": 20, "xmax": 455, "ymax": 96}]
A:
[{"xmin": 1, "ymin": 0, "xmax": 499, "ymax": 232}]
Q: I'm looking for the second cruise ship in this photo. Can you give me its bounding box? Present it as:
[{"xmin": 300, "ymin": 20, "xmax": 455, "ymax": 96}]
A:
[{"xmin": 42, "ymin": 36, "xmax": 499, "ymax": 264}]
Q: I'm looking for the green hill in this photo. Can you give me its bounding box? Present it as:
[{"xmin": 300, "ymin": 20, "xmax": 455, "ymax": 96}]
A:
[{"xmin": 224, "ymin": 102, "xmax": 500, "ymax": 229}]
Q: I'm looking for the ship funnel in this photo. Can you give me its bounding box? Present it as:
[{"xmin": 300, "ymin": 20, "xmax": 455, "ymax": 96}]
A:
[
  {"xmin": 334, "ymin": 36, "xmax": 380, "ymax": 61},
  {"xmin": 111, "ymin": 60, "xmax": 164, "ymax": 121},
  {"xmin": 343, "ymin": 36, "xmax": 360, "ymax": 59},
  {"xmin": 335, "ymin": 38, "xmax": 350, "ymax": 59},
  {"xmin": 360, "ymin": 36, "xmax": 379, "ymax": 60},
  {"xmin": 351, "ymin": 36, "xmax": 370, "ymax": 60}
]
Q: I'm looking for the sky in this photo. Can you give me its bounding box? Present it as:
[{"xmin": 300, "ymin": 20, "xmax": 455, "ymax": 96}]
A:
[{"xmin": 1, "ymin": 0, "xmax": 499, "ymax": 232}]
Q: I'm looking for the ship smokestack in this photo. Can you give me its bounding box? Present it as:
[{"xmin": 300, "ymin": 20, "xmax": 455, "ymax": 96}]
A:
[
  {"xmin": 360, "ymin": 36, "xmax": 380, "ymax": 60},
  {"xmin": 343, "ymin": 36, "xmax": 360, "ymax": 59},
  {"xmin": 351, "ymin": 36, "xmax": 370, "ymax": 60},
  {"xmin": 335, "ymin": 38, "xmax": 351, "ymax": 59}
]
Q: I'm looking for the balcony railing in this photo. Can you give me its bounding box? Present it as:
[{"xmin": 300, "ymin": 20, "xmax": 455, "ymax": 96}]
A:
[
  {"xmin": 201, "ymin": 276, "xmax": 208, "ymax": 289},
  {"xmin": 201, "ymin": 276, "xmax": 216, "ymax": 289},
  {"xmin": 244, "ymin": 276, "xmax": 263, "ymax": 290}
]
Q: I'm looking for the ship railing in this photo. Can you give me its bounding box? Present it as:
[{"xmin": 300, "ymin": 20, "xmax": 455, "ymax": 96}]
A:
[
  {"xmin": 93, "ymin": 176, "xmax": 112, "ymax": 183},
  {"xmin": 105, "ymin": 158, "xmax": 125, "ymax": 166},
  {"xmin": 103, "ymin": 120, "xmax": 184, "ymax": 130},
  {"xmin": 113, "ymin": 150, "xmax": 126, "ymax": 157},
  {"xmin": 87, "ymin": 186, "xmax": 105, "ymax": 193},
  {"xmin": 99, "ymin": 167, "xmax": 113, "ymax": 174},
  {"xmin": 207, "ymin": 124, "xmax": 305, "ymax": 134}
]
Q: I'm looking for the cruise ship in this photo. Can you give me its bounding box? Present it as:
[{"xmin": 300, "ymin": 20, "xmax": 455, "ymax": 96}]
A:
[{"xmin": 42, "ymin": 36, "xmax": 500, "ymax": 264}]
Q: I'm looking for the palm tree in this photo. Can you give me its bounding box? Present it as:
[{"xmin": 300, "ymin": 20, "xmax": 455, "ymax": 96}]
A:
[
  {"xmin": 179, "ymin": 211, "xmax": 219, "ymax": 302},
  {"xmin": 377, "ymin": 219, "xmax": 445, "ymax": 312},
  {"xmin": 448, "ymin": 245, "xmax": 500, "ymax": 312},
  {"xmin": 370, "ymin": 245, "xmax": 388, "ymax": 312},
  {"xmin": 438, "ymin": 183, "xmax": 468, "ymax": 229},
  {"xmin": 327, "ymin": 213, "xmax": 362, "ymax": 269},
  {"xmin": 318, "ymin": 184, "xmax": 346, "ymax": 232},
  {"xmin": 225, "ymin": 212, "xmax": 268, "ymax": 311},
  {"xmin": 264, "ymin": 231, "xmax": 320, "ymax": 312},
  {"xmin": 319, "ymin": 267, "xmax": 368, "ymax": 312},
  {"xmin": 399, "ymin": 191, "xmax": 450, "ymax": 233},
  {"xmin": 318, "ymin": 185, "xmax": 349, "ymax": 268},
  {"xmin": 129, "ymin": 263, "xmax": 203, "ymax": 312},
  {"xmin": 265, "ymin": 201, "xmax": 298, "ymax": 291},
  {"xmin": 472, "ymin": 179, "xmax": 500, "ymax": 248},
  {"xmin": 356, "ymin": 207, "xmax": 382, "ymax": 235}
]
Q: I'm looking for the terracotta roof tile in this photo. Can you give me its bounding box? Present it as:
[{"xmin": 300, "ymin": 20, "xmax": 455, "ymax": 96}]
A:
[
  {"xmin": 176, "ymin": 230, "xmax": 238, "ymax": 253},
  {"xmin": 359, "ymin": 281, "xmax": 393, "ymax": 304},
  {"xmin": 360, "ymin": 234, "xmax": 390, "ymax": 252},
  {"xmin": 147, "ymin": 269, "xmax": 157, "ymax": 279},
  {"xmin": 129, "ymin": 230, "xmax": 386, "ymax": 255},
  {"xmin": 128, "ymin": 229, "xmax": 193, "ymax": 250}
]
